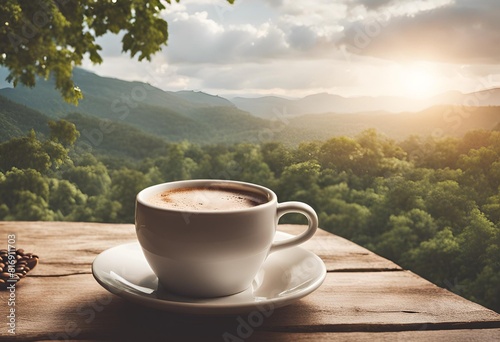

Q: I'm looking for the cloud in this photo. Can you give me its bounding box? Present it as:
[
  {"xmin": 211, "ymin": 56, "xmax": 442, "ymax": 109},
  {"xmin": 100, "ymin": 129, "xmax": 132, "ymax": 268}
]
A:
[
  {"xmin": 94, "ymin": 32, "xmax": 125, "ymax": 58},
  {"xmin": 174, "ymin": 58, "xmax": 359, "ymax": 95},
  {"xmin": 165, "ymin": 11, "xmax": 290, "ymax": 63},
  {"xmin": 287, "ymin": 25, "xmax": 317, "ymax": 50},
  {"xmin": 350, "ymin": 0, "xmax": 395, "ymax": 11},
  {"xmin": 162, "ymin": 0, "xmax": 349, "ymax": 64},
  {"xmin": 80, "ymin": 0, "xmax": 500, "ymax": 98},
  {"xmin": 339, "ymin": 0, "xmax": 500, "ymax": 64}
]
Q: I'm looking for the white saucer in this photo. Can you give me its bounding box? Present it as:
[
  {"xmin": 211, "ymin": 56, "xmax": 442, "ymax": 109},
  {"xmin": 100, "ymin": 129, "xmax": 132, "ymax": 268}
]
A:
[{"xmin": 92, "ymin": 232, "xmax": 326, "ymax": 315}]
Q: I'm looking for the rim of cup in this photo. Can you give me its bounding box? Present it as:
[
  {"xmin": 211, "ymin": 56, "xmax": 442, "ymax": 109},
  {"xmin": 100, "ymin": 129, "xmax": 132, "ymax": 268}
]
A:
[{"xmin": 136, "ymin": 179, "xmax": 277, "ymax": 214}]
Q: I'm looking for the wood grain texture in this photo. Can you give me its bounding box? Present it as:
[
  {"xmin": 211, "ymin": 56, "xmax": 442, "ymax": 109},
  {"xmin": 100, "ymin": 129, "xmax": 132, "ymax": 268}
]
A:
[
  {"xmin": 269, "ymin": 271, "xmax": 500, "ymax": 330},
  {"xmin": 0, "ymin": 221, "xmax": 498, "ymax": 341},
  {"xmin": 2, "ymin": 273, "xmax": 499, "ymax": 341},
  {"xmin": 250, "ymin": 329, "xmax": 500, "ymax": 342},
  {"xmin": 0, "ymin": 221, "xmax": 136, "ymax": 276}
]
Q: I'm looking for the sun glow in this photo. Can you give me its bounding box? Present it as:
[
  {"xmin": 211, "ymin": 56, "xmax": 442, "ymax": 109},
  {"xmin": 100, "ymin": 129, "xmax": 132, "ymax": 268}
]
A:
[{"xmin": 399, "ymin": 64, "xmax": 440, "ymax": 98}]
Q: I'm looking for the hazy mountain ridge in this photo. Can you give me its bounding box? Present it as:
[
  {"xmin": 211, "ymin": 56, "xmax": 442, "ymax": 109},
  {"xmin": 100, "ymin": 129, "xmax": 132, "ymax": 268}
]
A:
[
  {"xmin": 231, "ymin": 89, "xmax": 500, "ymax": 118},
  {"xmin": 174, "ymin": 90, "xmax": 235, "ymax": 108},
  {"xmin": 0, "ymin": 68, "xmax": 271, "ymax": 145},
  {"xmin": 276, "ymin": 105, "xmax": 500, "ymax": 142},
  {"xmin": 1, "ymin": 68, "xmax": 500, "ymax": 149},
  {"xmin": 0, "ymin": 68, "xmax": 235, "ymax": 118}
]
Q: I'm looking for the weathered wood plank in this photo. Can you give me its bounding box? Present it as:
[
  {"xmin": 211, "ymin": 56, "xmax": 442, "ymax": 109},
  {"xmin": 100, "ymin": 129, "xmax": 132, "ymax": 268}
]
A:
[
  {"xmin": 267, "ymin": 271, "xmax": 500, "ymax": 329},
  {"xmin": 4, "ymin": 329, "xmax": 498, "ymax": 342},
  {"xmin": 0, "ymin": 222, "xmax": 401, "ymax": 275},
  {"xmin": 250, "ymin": 329, "xmax": 500, "ymax": 342},
  {"xmin": 1, "ymin": 221, "xmax": 498, "ymax": 341},
  {"xmin": 17, "ymin": 329, "xmax": 500, "ymax": 342},
  {"xmin": 0, "ymin": 221, "xmax": 136, "ymax": 276},
  {"xmin": 296, "ymin": 226, "xmax": 401, "ymax": 272},
  {"xmin": 1, "ymin": 270, "xmax": 499, "ymax": 340}
]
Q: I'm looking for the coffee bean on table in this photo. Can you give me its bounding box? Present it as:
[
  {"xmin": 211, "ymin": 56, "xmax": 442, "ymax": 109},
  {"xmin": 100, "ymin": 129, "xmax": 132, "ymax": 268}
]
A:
[{"xmin": 0, "ymin": 248, "xmax": 39, "ymax": 290}]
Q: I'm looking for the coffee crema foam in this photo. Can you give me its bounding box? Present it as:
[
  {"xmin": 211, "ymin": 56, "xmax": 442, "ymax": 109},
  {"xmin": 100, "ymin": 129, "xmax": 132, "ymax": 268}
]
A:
[{"xmin": 147, "ymin": 187, "xmax": 268, "ymax": 211}]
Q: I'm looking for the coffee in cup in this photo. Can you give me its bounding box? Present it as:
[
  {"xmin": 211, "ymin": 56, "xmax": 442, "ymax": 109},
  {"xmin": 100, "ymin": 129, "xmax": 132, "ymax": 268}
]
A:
[{"xmin": 146, "ymin": 186, "xmax": 268, "ymax": 211}]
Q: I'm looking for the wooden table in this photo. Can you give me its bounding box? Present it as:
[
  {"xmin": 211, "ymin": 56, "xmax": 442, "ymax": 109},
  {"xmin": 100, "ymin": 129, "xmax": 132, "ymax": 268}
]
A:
[{"xmin": 0, "ymin": 221, "xmax": 499, "ymax": 341}]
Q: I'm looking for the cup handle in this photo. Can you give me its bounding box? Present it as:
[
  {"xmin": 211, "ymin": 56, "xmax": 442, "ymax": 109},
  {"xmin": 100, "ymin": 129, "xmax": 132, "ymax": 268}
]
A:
[{"xmin": 269, "ymin": 201, "xmax": 318, "ymax": 253}]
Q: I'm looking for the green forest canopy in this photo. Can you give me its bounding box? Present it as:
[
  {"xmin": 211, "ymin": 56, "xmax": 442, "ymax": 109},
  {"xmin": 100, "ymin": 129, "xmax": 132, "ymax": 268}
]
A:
[{"xmin": 0, "ymin": 122, "xmax": 499, "ymax": 313}]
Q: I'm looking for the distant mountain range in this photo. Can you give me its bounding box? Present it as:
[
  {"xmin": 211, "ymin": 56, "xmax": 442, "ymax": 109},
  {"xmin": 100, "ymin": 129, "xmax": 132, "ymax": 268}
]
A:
[
  {"xmin": 230, "ymin": 89, "xmax": 500, "ymax": 118},
  {"xmin": 1, "ymin": 67, "xmax": 500, "ymax": 153},
  {"xmin": 0, "ymin": 68, "xmax": 237, "ymax": 118},
  {"xmin": 272, "ymin": 105, "xmax": 500, "ymax": 143},
  {"xmin": 0, "ymin": 68, "xmax": 269, "ymax": 145}
]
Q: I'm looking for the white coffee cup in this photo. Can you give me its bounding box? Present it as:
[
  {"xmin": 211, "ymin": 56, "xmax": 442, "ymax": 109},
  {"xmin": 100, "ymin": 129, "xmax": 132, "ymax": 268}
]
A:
[{"xmin": 135, "ymin": 179, "xmax": 318, "ymax": 298}]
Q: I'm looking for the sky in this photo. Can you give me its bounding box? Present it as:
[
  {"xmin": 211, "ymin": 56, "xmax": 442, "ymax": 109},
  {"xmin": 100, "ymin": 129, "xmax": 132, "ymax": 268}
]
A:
[{"xmin": 79, "ymin": 0, "xmax": 500, "ymax": 99}]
